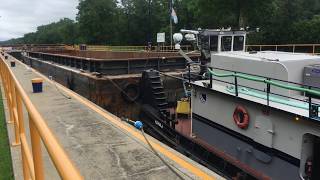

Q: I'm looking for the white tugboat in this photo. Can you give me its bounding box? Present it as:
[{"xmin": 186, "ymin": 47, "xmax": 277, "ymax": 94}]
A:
[{"xmin": 140, "ymin": 28, "xmax": 320, "ymax": 179}]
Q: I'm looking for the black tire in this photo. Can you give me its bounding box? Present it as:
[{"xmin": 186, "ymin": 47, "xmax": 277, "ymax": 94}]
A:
[{"xmin": 121, "ymin": 83, "xmax": 140, "ymax": 103}]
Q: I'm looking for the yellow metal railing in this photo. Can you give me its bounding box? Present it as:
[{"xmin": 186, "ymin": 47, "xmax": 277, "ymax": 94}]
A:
[
  {"xmin": 246, "ymin": 44, "xmax": 320, "ymax": 55},
  {"xmin": 0, "ymin": 52, "xmax": 82, "ymax": 180}
]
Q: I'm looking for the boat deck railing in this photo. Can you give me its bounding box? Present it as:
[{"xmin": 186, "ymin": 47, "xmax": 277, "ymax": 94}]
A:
[
  {"xmin": 203, "ymin": 65, "xmax": 320, "ymax": 120},
  {"xmin": 246, "ymin": 44, "xmax": 320, "ymax": 55},
  {"xmin": 0, "ymin": 52, "xmax": 83, "ymax": 180},
  {"xmin": 171, "ymin": 63, "xmax": 320, "ymax": 120}
]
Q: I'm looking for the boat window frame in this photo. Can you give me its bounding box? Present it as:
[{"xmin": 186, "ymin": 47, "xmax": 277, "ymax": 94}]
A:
[
  {"xmin": 209, "ymin": 35, "xmax": 219, "ymax": 52},
  {"xmin": 220, "ymin": 36, "xmax": 233, "ymax": 52},
  {"xmin": 233, "ymin": 35, "xmax": 245, "ymax": 51}
]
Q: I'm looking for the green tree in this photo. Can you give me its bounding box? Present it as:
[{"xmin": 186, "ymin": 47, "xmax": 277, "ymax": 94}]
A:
[
  {"xmin": 77, "ymin": 0, "xmax": 119, "ymax": 44},
  {"xmin": 2, "ymin": 0, "xmax": 320, "ymax": 45}
]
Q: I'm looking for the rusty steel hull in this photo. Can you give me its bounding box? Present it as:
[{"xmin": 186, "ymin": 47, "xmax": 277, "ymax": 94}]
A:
[{"xmin": 16, "ymin": 52, "xmax": 186, "ymax": 120}]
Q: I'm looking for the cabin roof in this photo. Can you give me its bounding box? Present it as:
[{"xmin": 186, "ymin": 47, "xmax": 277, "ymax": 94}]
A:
[
  {"xmin": 214, "ymin": 51, "xmax": 320, "ymax": 62},
  {"xmin": 200, "ymin": 29, "xmax": 246, "ymax": 36}
]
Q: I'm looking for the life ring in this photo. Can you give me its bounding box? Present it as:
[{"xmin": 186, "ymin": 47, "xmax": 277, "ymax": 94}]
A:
[
  {"xmin": 233, "ymin": 106, "xmax": 250, "ymax": 129},
  {"xmin": 121, "ymin": 83, "xmax": 140, "ymax": 103}
]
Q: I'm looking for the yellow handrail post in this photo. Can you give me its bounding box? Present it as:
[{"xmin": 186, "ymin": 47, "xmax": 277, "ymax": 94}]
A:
[
  {"xmin": 9, "ymin": 77, "xmax": 15, "ymax": 122},
  {"xmin": 21, "ymin": 145, "xmax": 31, "ymax": 180},
  {"xmin": 6, "ymin": 71, "xmax": 13, "ymax": 124},
  {"xmin": 11, "ymin": 83, "xmax": 21, "ymax": 146},
  {"xmin": 16, "ymin": 90, "xmax": 31, "ymax": 179},
  {"xmin": 29, "ymin": 113, "xmax": 45, "ymax": 180},
  {"xmin": 21, "ymin": 134, "xmax": 36, "ymax": 180},
  {"xmin": 0, "ymin": 64, "xmax": 13, "ymax": 124}
]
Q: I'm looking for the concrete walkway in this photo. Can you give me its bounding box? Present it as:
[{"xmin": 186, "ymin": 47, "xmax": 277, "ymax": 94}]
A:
[{"xmin": 3, "ymin": 56, "xmax": 223, "ymax": 179}]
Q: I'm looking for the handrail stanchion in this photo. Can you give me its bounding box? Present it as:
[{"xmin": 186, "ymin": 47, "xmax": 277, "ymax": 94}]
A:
[
  {"xmin": 267, "ymin": 78, "xmax": 271, "ymax": 106},
  {"xmin": 209, "ymin": 67, "xmax": 213, "ymax": 89},
  {"xmin": 234, "ymin": 72, "xmax": 238, "ymax": 97},
  {"xmin": 29, "ymin": 113, "xmax": 45, "ymax": 180},
  {"xmin": 188, "ymin": 63, "xmax": 191, "ymax": 85},
  {"xmin": 8, "ymin": 73, "xmax": 20, "ymax": 146},
  {"xmin": 7, "ymin": 74, "xmax": 14, "ymax": 124},
  {"xmin": 11, "ymin": 83, "xmax": 20, "ymax": 146},
  {"xmin": 21, "ymin": 145, "xmax": 31, "ymax": 180},
  {"xmin": 16, "ymin": 89, "xmax": 32, "ymax": 179},
  {"xmin": 2, "ymin": 66, "xmax": 12, "ymax": 124},
  {"xmin": 308, "ymin": 86, "xmax": 312, "ymax": 118},
  {"xmin": 21, "ymin": 134, "xmax": 36, "ymax": 180}
]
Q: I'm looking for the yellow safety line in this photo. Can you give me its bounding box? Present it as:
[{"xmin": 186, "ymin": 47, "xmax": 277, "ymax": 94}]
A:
[{"xmin": 16, "ymin": 59, "xmax": 218, "ymax": 180}]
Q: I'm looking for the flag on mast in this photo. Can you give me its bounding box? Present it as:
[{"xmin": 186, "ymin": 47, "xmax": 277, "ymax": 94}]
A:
[
  {"xmin": 171, "ymin": 8, "xmax": 178, "ymax": 24},
  {"xmin": 170, "ymin": 0, "xmax": 178, "ymax": 24}
]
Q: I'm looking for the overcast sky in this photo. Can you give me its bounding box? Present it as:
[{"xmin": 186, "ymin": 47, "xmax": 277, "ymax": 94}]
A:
[{"xmin": 0, "ymin": 0, "xmax": 78, "ymax": 41}]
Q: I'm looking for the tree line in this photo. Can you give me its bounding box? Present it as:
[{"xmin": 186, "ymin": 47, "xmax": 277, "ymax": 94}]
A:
[{"xmin": 2, "ymin": 0, "xmax": 320, "ymax": 45}]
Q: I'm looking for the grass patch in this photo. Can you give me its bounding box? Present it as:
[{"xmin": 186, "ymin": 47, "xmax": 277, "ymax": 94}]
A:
[{"xmin": 0, "ymin": 87, "xmax": 14, "ymax": 180}]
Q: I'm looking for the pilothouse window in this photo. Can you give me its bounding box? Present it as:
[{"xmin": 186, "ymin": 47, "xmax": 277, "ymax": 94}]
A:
[
  {"xmin": 209, "ymin": 36, "xmax": 218, "ymax": 51},
  {"xmin": 221, "ymin": 36, "xmax": 232, "ymax": 51},
  {"xmin": 234, "ymin": 36, "xmax": 245, "ymax": 51}
]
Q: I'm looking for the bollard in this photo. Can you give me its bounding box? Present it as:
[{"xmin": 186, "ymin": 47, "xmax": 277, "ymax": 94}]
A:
[{"xmin": 31, "ymin": 78, "xmax": 44, "ymax": 93}]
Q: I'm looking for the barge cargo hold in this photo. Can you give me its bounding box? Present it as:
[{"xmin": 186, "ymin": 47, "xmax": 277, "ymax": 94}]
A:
[{"xmin": 10, "ymin": 50, "xmax": 199, "ymax": 119}]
